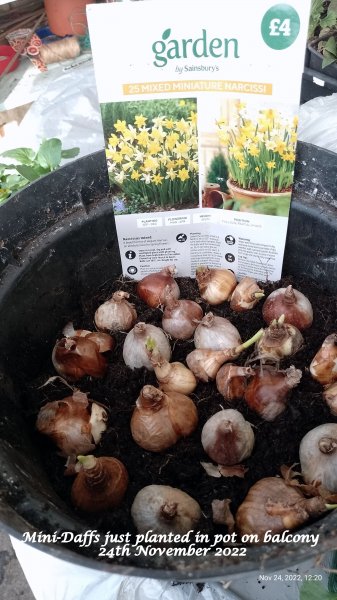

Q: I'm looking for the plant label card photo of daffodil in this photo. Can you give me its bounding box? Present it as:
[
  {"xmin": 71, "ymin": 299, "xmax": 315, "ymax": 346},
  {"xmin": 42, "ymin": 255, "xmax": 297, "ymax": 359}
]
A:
[{"xmin": 87, "ymin": 0, "xmax": 311, "ymax": 282}]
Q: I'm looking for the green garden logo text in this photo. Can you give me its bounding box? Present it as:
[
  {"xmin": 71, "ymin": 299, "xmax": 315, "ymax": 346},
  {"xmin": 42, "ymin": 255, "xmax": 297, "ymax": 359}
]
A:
[{"xmin": 152, "ymin": 29, "xmax": 240, "ymax": 67}]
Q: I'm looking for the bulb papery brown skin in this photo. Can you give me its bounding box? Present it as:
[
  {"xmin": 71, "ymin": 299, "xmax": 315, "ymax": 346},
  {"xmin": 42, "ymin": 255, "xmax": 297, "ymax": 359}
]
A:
[
  {"xmin": 123, "ymin": 322, "xmax": 171, "ymax": 371},
  {"xmin": 62, "ymin": 322, "xmax": 114, "ymax": 353},
  {"xmin": 131, "ymin": 484, "xmax": 202, "ymax": 534},
  {"xmin": 148, "ymin": 347, "xmax": 197, "ymax": 395},
  {"xmin": 299, "ymin": 423, "xmax": 337, "ymax": 492},
  {"xmin": 52, "ymin": 336, "xmax": 108, "ymax": 381},
  {"xmin": 244, "ymin": 365, "xmax": 302, "ymax": 421},
  {"xmin": 256, "ymin": 315, "xmax": 303, "ymax": 360},
  {"xmin": 94, "ymin": 291, "xmax": 137, "ymax": 333},
  {"xmin": 310, "ymin": 333, "xmax": 337, "ymax": 385},
  {"xmin": 262, "ymin": 284, "xmax": 313, "ymax": 331},
  {"xmin": 137, "ymin": 266, "xmax": 180, "ymax": 308},
  {"xmin": 36, "ymin": 390, "xmax": 107, "ymax": 457},
  {"xmin": 63, "ymin": 322, "xmax": 92, "ymax": 338},
  {"xmin": 194, "ymin": 312, "xmax": 241, "ymax": 351},
  {"xmin": 186, "ymin": 329, "xmax": 264, "ymax": 382},
  {"xmin": 162, "ymin": 291, "xmax": 203, "ymax": 340},
  {"xmin": 235, "ymin": 477, "xmax": 326, "ymax": 541},
  {"xmin": 186, "ymin": 347, "xmax": 238, "ymax": 382},
  {"xmin": 216, "ymin": 364, "xmax": 254, "ymax": 402},
  {"xmin": 201, "ymin": 409, "xmax": 254, "ymax": 465},
  {"xmin": 195, "ymin": 266, "xmax": 237, "ymax": 305},
  {"xmin": 71, "ymin": 455, "xmax": 128, "ymax": 513},
  {"xmin": 130, "ymin": 384, "xmax": 198, "ymax": 452},
  {"xmin": 323, "ymin": 382, "xmax": 337, "ymax": 416},
  {"xmin": 230, "ymin": 277, "xmax": 265, "ymax": 312},
  {"xmin": 84, "ymin": 332, "xmax": 115, "ymax": 353}
]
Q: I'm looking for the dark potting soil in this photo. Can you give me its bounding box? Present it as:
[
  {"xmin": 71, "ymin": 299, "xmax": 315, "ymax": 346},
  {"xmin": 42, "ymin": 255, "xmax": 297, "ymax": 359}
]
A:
[{"xmin": 27, "ymin": 273, "xmax": 337, "ymax": 548}]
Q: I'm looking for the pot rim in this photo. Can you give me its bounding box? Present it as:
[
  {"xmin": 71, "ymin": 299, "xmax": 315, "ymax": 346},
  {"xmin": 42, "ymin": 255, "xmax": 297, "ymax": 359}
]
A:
[{"xmin": 226, "ymin": 179, "xmax": 291, "ymax": 198}]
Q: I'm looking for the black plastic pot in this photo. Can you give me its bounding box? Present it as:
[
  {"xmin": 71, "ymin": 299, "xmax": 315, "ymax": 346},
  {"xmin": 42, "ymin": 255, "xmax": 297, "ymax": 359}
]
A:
[
  {"xmin": 307, "ymin": 32, "xmax": 337, "ymax": 79},
  {"xmin": 0, "ymin": 141, "xmax": 337, "ymax": 581},
  {"xmin": 301, "ymin": 34, "xmax": 337, "ymax": 102}
]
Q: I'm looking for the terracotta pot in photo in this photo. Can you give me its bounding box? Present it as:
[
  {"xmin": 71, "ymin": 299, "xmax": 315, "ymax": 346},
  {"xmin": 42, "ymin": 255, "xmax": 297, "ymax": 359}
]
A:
[
  {"xmin": 227, "ymin": 179, "xmax": 291, "ymax": 213},
  {"xmin": 202, "ymin": 183, "xmax": 231, "ymax": 208}
]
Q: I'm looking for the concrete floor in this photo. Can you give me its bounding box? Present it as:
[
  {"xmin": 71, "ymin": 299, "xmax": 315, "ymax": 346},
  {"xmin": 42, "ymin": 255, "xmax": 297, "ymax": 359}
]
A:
[{"xmin": 0, "ymin": 531, "xmax": 34, "ymax": 600}]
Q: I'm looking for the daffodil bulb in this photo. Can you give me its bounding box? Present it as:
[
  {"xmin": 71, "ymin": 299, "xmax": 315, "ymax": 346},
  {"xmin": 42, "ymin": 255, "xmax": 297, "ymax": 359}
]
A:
[
  {"xmin": 299, "ymin": 423, "xmax": 337, "ymax": 492},
  {"xmin": 131, "ymin": 485, "xmax": 201, "ymax": 534}
]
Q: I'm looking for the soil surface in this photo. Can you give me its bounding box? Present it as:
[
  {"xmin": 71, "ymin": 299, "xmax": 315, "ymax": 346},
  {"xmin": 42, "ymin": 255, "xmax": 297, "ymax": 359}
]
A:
[{"xmin": 29, "ymin": 273, "xmax": 337, "ymax": 545}]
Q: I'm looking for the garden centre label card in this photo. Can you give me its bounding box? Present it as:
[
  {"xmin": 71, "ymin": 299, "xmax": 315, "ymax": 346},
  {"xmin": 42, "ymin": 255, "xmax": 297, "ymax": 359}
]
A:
[{"xmin": 87, "ymin": 0, "xmax": 311, "ymax": 281}]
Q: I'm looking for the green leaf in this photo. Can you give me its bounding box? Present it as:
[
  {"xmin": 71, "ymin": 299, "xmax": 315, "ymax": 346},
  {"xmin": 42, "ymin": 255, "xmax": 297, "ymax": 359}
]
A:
[
  {"xmin": 324, "ymin": 36, "xmax": 337, "ymax": 55},
  {"xmin": 0, "ymin": 138, "xmax": 81, "ymax": 201},
  {"xmin": 61, "ymin": 147, "xmax": 80, "ymax": 159},
  {"xmin": 15, "ymin": 164, "xmax": 45, "ymax": 182},
  {"xmin": 0, "ymin": 163, "xmax": 17, "ymax": 173},
  {"xmin": 300, "ymin": 581, "xmax": 337, "ymax": 600},
  {"xmin": 162, "ymin": 28, "xmax": 171, "ymax": 40},
  {"xmin": 0, "ymin": 188, "xmax": 12, "ymax": 203},
  {"xmin": 322, "ymin": 50, "xmax": 337, "ymax": 68},
  {"xmin": 245, "ymin": 195, "xmax": 291, "ymax": 217},
  {"xmin": 329, "ymin": 0, "xmax": 337, "ymax": 14},
  {"xmin": 3, "ymin": 176, "xmax": 27, "ymax": 195},
  {"xmin": 35, "ymin": 138, "xmax": 62, "ymax": 170},
  {"xmin": 320, "ymin": 11, "xmax": 337, "ymax": 28},
  {"xmin": 308, "ymin": 0, "xmax": 326, "ymax": 38},
  {"xmin": 0, "ymin": 147, "xmax": 35, "ymax": 165},
  {"xmin": 5, "ymin": 173, "xmax": 26, "ymax": 186}
]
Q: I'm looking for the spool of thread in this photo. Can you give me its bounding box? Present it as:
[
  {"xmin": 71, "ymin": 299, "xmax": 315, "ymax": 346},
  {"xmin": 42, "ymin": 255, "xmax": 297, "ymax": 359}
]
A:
[{"xmin": 39, "ymin": 36, "xmax": 81, "ymax": 64}]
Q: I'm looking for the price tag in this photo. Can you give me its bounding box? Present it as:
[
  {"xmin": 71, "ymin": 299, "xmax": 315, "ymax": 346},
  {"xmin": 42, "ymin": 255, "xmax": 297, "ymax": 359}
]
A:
[{"xmin": 261, "ymin": 4, "xmax": 300, "ymax": 49}]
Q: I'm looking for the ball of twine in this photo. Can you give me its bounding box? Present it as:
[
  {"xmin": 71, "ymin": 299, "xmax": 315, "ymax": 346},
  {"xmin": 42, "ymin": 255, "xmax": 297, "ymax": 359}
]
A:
[{"xmin": 39, "ymin": 36, "xmax": 81, "ymax": 64}]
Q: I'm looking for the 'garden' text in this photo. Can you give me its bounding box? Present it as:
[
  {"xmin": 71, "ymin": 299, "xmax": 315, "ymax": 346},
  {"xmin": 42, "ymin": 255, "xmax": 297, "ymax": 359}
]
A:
[{"xmin": 152, "ymin": 28, "xmax": 239, "ymax": 67}]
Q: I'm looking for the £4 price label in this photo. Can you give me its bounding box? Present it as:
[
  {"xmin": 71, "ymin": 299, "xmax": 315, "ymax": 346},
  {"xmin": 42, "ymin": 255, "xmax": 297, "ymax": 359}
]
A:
[{"xmin": 261, "ymin": 4, "xmax": 300, "ymax": 50}]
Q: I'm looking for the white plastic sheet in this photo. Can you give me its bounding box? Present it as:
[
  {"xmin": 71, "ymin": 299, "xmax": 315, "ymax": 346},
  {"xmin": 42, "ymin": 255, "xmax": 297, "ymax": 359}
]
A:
[
  {"xmin": 0, "ymin": 60, "xmax": 104, "ymax": 159},
  {"xmin": 298, "ymin": 93, "xmax": 337, "ymax": 153},
  {"xmin": 10, "ymin": 536, "xmax": 237, "ymax": 600}
]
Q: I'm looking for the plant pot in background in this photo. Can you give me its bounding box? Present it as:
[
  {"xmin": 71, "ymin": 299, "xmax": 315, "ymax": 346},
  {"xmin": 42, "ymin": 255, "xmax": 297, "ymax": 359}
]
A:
[
  {"xmin": 43, "ymin": 0, "xmax": 96, "ymax": 36},
  {"xmin": 307, "ymin": 31, "xmax": 337, "ymax": 78},
  {"xmin": 0, "ymin": 142, "xmax": 337, "ymax": 579},
  {"xmin": 202, "ymin": 183, "xmax": 230, "ymax": 208},
  {"xmin": 227, "ymin": 179, "xmax": 291, "ymax": 215},
  {"xmin": 301, "ymin": 31, "xmax": 337, "ymax": 103}
]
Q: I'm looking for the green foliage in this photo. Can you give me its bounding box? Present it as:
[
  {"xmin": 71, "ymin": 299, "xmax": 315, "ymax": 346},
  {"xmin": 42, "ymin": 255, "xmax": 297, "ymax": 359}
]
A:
[
  {"xmin": 101, "ymin": 98, "xmax": 197, "ymax": 142},
  {"xmin": 0, "ymin": 139, "xmax": 79, "ymax": 205},
  {"xmin": 300, "ymin": 581, "xmax": 337, "ymax": 600},
  {"xmin": 321, "ymin": 34, "xmax": 337, "ymax": 66},
  {"xmin": 218, "ymin": 107, "xmax": 296, "ymax": 194},
  {"xmin": 112, "ymin": 192, "xmax": 152, "ymax": 215},
  {"xmin": 231, "ymin": 194, "xmax": 291, "ymax": 216},
  {"xmin": 309, "ymin": 0, "xmax": 337, "ymax": 68},
  {"xmin": 308, "ymin": 0, "xmax": 327, "ymax": 39},
  {"xmin": 328, "ymin": 550, "xmax": 337, "ymax": 594},
  {"xmin": 206, "ymin": 153, "xmax": 229, "ymax": 192}
]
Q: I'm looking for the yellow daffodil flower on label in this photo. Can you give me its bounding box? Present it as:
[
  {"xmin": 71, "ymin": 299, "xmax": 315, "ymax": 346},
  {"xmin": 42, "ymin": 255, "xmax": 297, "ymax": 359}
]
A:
[{"xmin": 134, "ymin": 115, "xmax": 147, "ymax": 128}]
